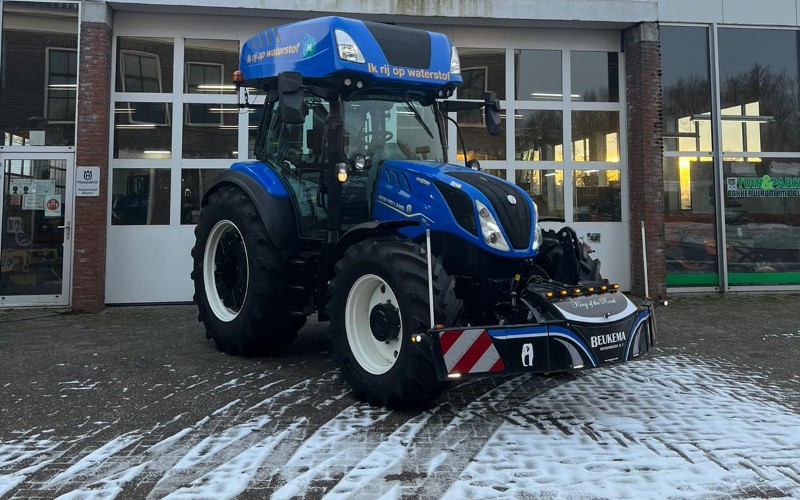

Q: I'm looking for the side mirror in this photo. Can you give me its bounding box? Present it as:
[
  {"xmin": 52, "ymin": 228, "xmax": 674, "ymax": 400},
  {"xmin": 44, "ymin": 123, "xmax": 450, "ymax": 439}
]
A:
[
  {"xmin": 484, "ymin": 91, "xmax": 502, "ymax": 136},
  {"xmin": 277, "ymin": 72, "xmax": 307, "ymax": 124}
]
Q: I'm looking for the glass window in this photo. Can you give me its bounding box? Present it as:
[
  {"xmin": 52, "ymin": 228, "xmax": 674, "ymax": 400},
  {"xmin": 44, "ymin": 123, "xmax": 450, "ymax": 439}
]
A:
[
  {"xmin": 516, "ymin": 169, "xmax": 564, "ymax": 219},
  {"xmin": 570, "ymin": 51, "xmax": 619, "ymax": 102},
  {"xmin": 457, "ymin": 48, "xmax": 506, "ymax": 100},
  {"xmin": 184, "ymin": 39, "xmax": 239, "ymax": 94},
  {"xmin": 115, "ymin": 38, "xmax": 174, "ymax": 93},
  {"xmin": 457, "ymin": 114, "xmax": 506, "ymax": 161},
  {"xmin": 723, "ymin": 158, "xmax": 800, "ymax": 285},
  {"xmin": 515, "ymin": 50, "xmax": 561, "ymax": 101},
  {"xmin": 183, "ymin": 104, "xmax": 238, "ymax": 159},
  {"xmin": 515, "ymin": 110, "xmax": 563, "ymax": 161},
  {"xmin": 1, "ymin": 2, "xmax": 78, "ymax": 146},
  {"xmin": 181, "ymin": 169, "xmax": 223, "ymax": 224},
  {"xmin": 574, "ymin": 170, "xmax": 621, "ymax": 221},
  {"xmin": 46, "ymin": 49, "xmax": 77, "ymax": 122},
  {"xmin": 113, "ymin": 103, "xmax": 172, "ymax": 159},
  {"xmin": 111, "ymin": 168, "xmax": 171, "ymax": 225},
  {"xmin": 248, "ymin": 106, "xmax": 262, "ymax": 159},
  {"xmin": 661, "ymin": 26, "xmax": 712, "ymax": 153},
  {"xmin": 571, "ymin": 111, "xmax": 620, "ymax": 162},
  {"xmin": 718, "ymin": 29, "xmax": 800, "ymax": 153},
  {"xmin": 663, "ymin": 157, "xmax": 719, "ymax": 286}
]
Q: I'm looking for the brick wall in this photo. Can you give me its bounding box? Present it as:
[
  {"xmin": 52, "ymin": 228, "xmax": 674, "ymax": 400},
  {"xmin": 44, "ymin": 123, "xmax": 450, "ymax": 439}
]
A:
[
  {"xmin": 73, "ymin": 22, "xmax": 112, "ymax": 312},
  {"xmin": 625, "ymin": 23, "xmax": 666, "ymax": 299}
]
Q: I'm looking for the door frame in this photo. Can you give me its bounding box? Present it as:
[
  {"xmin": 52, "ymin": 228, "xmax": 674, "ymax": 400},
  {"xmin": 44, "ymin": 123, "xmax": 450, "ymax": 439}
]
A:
[{"xmin": 0, "ymin": 147, "xmax": 75, "ymax": 307}]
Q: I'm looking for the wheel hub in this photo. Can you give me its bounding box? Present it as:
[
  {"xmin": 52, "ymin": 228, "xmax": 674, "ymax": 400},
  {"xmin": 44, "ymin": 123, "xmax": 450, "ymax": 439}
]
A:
[{"xmin": 369, "ymin": 302, "xmax": 401, "ymax": 342}]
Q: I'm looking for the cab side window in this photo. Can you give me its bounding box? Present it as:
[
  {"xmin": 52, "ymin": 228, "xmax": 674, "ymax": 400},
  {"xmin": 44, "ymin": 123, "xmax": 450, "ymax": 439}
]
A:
[{"xmin": 261, "ymin": 93, "xmax": 329, "ymax": 238}]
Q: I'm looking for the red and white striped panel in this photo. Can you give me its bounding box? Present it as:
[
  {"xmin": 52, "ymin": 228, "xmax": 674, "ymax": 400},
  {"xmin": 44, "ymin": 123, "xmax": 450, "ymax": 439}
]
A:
[{"xmin": 438, "ymin": 328, "xmax": 505, "ymax": 376}]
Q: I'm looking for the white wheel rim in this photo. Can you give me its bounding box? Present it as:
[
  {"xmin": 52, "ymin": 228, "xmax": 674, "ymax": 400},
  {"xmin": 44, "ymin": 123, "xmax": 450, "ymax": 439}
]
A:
[
  {"xmin": 203, "ymin": 219, "xmax": 249, "ymax": 322},
  {"xmin": 345, "ymin": 274, "xmax": 403, "ymax": 375}
]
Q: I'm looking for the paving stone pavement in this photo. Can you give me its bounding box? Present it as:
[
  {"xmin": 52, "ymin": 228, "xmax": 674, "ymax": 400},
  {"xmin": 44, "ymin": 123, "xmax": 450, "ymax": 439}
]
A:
[{"xmin": 0, "ymin": 293, "xmax": 798, "ymax": 498}]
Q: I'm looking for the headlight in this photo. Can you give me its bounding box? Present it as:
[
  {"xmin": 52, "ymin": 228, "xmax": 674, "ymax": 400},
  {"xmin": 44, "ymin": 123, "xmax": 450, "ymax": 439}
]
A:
[
  {"xmin": 533, "ymin": 223, "xmax": 543, "ymax": 250},
  {"xmin": 475, "ymin": 199, "xmax": 509, "ymax": 251},
  {"xmin": 335, "ymin": 30, "xmax": 365, "ymax": 64},
  {"xmin": 532, "ymin": 200, "xmax": 542, "ymax": 250}
]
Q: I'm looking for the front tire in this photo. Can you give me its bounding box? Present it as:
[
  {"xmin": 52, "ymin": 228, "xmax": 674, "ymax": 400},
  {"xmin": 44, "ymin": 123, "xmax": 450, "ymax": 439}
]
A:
[
  {"xmin": 328, "ymin": 238, "xmax": 462, "ymax": 408},
  {"xmin": 191, "ymin": 186, "xmax": 301, "ymax": 354}
]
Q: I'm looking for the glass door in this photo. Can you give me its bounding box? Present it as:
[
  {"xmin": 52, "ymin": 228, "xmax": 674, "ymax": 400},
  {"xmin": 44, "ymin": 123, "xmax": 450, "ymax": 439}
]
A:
[{"xmin": 0, "ymin": 151, "xmax": 73, "ymax": 306}]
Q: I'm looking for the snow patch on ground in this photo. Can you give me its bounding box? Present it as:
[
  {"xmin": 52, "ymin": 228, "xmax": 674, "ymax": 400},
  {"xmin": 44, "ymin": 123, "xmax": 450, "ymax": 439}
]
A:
[{"xmin": 444, "ymin": 357, "xmax": 800, "ymax": 499}]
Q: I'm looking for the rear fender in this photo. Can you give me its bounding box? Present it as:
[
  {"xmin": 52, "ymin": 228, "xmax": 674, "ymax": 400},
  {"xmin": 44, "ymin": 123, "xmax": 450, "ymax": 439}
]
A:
[{"xmin": 201, "ymin": 165, "xmax": 297, "ymax": 250}]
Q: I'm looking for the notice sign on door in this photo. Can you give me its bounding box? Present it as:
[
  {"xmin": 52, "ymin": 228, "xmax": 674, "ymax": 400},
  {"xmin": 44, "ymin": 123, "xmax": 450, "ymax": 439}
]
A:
[
  {"xmin": 76, "ymin": 167, "xmax": 101, "ymax": 197},
  {"xmin": 45, "ymin": 194, "xmax": 62, "ymax": 217}
]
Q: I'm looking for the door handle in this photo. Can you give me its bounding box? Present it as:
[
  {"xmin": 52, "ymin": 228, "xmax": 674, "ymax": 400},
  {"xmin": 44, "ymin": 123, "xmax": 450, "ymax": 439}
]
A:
[{"xmin": 58, "ymin": 220, "xmax": 71, "ymax": 241}]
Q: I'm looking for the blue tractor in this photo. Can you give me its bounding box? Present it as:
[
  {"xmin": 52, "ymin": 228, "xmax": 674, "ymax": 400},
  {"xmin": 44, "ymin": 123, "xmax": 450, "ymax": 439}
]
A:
[{"xmin": 191, "ymin": 17, "xmax": 655, "ymax": 408}]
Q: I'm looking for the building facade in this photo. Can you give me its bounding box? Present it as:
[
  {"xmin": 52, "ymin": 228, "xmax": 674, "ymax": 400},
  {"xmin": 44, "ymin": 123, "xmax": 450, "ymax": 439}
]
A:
[{"xmin": 0, "ymin": 0, "xmax": 798, "ymax": 310}]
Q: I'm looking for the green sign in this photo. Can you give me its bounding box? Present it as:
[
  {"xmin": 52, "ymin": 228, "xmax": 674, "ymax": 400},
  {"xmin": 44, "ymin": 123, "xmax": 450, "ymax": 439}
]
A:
[{"xmin": 726, "ymin": 176, "xmax": 800, "ymax": 198}]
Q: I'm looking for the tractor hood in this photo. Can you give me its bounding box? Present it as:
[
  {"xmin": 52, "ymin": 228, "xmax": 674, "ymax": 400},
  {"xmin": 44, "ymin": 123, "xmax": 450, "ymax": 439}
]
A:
[{"xmin": 371, "ymin": 159, "xmax": 540, "ymax": 259}]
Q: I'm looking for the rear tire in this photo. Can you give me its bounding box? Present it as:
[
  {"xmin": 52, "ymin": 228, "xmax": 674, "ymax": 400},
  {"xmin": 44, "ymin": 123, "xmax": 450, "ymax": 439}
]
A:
[
  {"xmin": 191, "ymin": 186, "xmax": 301, "ymax": 354},
  {"xmin": 328, "ymin": 238, "xmax": 462, "ymax": 408}
]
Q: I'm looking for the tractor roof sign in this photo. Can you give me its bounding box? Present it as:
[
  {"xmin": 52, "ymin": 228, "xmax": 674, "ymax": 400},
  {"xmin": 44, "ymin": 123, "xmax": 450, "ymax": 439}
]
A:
[{"xmin": 239, "ymin": 16, "xmax": 462, "ymax": 93}]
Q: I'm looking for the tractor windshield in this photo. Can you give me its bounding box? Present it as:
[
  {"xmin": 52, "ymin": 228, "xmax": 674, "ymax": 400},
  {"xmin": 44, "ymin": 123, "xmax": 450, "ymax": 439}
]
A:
[{"xmin": 343, "ymin": 98, "xmax": 444, "ymax": 165}]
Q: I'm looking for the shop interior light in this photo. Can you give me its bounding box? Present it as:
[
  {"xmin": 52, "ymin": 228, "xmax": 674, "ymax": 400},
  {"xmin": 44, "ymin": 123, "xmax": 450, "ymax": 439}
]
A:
[
  {"xmin": 144, "ymin": 150, "xmax": 171, "ymax": 154},
  {"xmin": 115, "ymin": 124, "xmax": 156, "ymax": 129},
  {"xmin": 48, "ymin": 84, "xmax": 77, "ymax": 89},
  {"xmin": 197, "ymin": 84, "xmax": 237, "ymax": 91},
  {"xmin": 114, "ymin": 107, "xmax": 136, "ymax": 113}
]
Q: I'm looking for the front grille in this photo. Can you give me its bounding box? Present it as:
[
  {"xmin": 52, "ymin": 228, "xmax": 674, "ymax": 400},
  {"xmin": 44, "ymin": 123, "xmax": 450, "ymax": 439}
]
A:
[
  {"xmin": 434, "ymin": 181, "xmax": 477, "ymax": 236},
  {"xmin": 447, "ymin": 171, "xmax": 531, "ymax": 250}
]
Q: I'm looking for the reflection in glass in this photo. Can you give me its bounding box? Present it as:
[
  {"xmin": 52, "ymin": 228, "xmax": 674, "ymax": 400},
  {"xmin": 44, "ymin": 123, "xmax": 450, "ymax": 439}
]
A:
[
  {"xmin": 574, "ymin": 170, "xmax": 621, "ymax": 221},
  {"xmin": 515, "ymin": 50, "xmax": 561, "ymax": 101},
  {"xmin": 515, "ymin": 110, "xmax": 563, "ymax": 161},
  {"xmin": 571, "ymin": 111, "xmax": 619, "ymax": 162},
  {"xmin": 1, "ymin": 158, "xmax": 67, "ymax": 296},
  {"xmin": 181, "ymin": 169, "xmax": 223, "ymax": 224},
  {"xmin": 114, "ymin": 103, "xmax": 173, "ymax": 159},
  {"xmin": 661, "ymin": 27, "xmax": 712, "ymax": 153},
  {"xmin": 115, "ymin": 37, "xmax": 174, "ymax": 93},
  {"xmin": 484, "ymin": 169, "xmax": 506, "ymax": 180},
  {"xmin": 570, "ymin": 51, "xmax": 619, "ymax": 102},
  {"xmin": 723, "ymin": 158, "xmax": 800, "ymax": 285},
  {"xmin": 457, "ymin": 48, "xmax": 506, "ymax": 100},
  {"xmin": 111, "ymin": 169, "xmax": 171, "ymax": 225},
  {"xmin": 718, "ymin": 29, "xmax": 800, "ymax": 153},
  {"xmin": 248, "ymin": 106, "xmax": 263, "ymax": 159},
  {"xmin": 457, "ymin": 114, "xmax": 505, "ymax": 161},
  {"xmin": 663, "ymin": 157, "xmax": 719, "ymax": 286},
  {"xmin": 1, "ymin": 2, "xmax": 78, "ymax": 146},
  {"xmin": 516, "ymin": 169, "xmax": 564, "ymax": 219},
  {"xmin": 184, "ymin": 39, "xmax": 239, "ymax": 94},
  {"xmin": 183, "ymin": 104, "xmax": 238, "ymax": 159}
]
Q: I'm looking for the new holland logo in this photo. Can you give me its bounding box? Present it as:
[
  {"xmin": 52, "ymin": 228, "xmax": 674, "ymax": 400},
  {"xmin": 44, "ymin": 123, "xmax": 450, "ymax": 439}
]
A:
[
  {"xmin": 590, "ymin": 331, "xmax": 627, "ymax": 348},
  {"xmin": 507, "ymin": 194, "xmax": 517, "ymax": 205}
]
